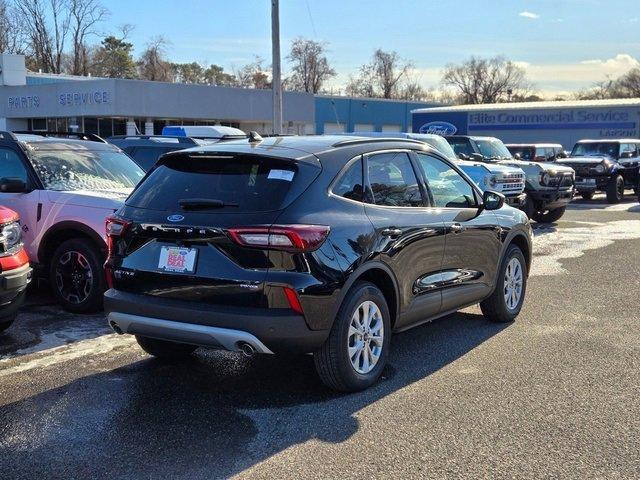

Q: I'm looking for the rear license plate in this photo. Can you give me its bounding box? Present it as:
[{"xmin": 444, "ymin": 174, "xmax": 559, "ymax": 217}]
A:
[{"xmin": 158, "ymin": 246, "xmax": 197, "ymax": 273}]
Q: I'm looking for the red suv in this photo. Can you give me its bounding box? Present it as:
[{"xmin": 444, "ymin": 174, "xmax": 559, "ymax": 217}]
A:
[{"xmin": 0, "ymin": 206, "xmax": 32, "ymax": 333}]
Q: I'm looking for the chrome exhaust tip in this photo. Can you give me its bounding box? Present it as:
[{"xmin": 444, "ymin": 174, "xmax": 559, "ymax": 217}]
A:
[
  {"xmin": 237, "ymin": 341, "xmax": 256, "ymax": 357},
  {"xmin": 109, "ymin": 320, "xmax": 124, "ymax": 335}
]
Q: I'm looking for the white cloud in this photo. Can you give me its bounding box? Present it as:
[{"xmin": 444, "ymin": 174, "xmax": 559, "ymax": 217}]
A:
[
  {"xmin": 517, "ymin": 53, "xmax": 640, "ymax": 96},
  {"xmin": 519, "ymin": 11, "xmax": 540, "ymax": 19}
]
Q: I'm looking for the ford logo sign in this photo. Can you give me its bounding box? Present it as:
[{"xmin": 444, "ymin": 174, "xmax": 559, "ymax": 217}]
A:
[
  {"xmin": 167, "ymin": 214, "xmax": 185, "ymax": 222},
  {"xmin": 419, "ymin": 121, "xmax": 457, "ymax": 136}
]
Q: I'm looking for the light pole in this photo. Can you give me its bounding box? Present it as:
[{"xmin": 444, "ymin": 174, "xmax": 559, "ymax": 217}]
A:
[{"xmin": 271, "ymin": 0, "xmax": 283, "ymax": 135}]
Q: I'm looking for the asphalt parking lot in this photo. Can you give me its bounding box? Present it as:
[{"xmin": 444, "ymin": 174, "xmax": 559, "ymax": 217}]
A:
[{"xmin": 1, "ymin": 194, "xmax": 639, "ymax": 480}]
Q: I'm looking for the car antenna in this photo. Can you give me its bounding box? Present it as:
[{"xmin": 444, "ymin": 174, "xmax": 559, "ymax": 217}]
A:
[{"xmin": 248, "ymin": 131, "xmax": 263, "ymax": 143}]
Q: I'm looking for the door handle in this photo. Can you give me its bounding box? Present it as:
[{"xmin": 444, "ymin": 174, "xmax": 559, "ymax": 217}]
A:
[
  {"xmin": 381, "ymin": 228, "xmax": 402, "ymax": 237},
  {"xmin": 450, "ymin": 223, "xmax": 466, "ymax": 234}
]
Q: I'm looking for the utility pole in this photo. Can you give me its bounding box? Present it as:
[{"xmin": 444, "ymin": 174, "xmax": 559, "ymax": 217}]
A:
[{"xmin": 271, "ymin": 0, "xmax": 283, "ymax": 134}]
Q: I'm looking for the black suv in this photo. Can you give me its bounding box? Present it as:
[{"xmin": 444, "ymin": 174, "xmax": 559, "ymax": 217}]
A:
[
  {"xmin": 104, "ymin": 136, "xmax": 532, "ymax": 392},
  {"xmin": 108, "ymin": 132, "xmax": 248, "ymax": 171},
  {"xmin": 107, "ymin": 135, "xmax": 201, "ymax": 171},
  {"xmin": 557, "ymin": 139, "xmax": 640, "ymax": 203}
]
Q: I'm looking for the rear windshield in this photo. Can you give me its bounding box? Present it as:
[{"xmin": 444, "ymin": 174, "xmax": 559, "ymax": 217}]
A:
[{"xmin": 126, "ymin": 154, "xmax": 303, "ymax": 212}]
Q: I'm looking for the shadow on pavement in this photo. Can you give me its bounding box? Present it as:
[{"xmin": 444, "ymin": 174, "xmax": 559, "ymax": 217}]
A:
[{"xmin": 0, "ymin": 310, "xmax": 509, "ymax": 479}]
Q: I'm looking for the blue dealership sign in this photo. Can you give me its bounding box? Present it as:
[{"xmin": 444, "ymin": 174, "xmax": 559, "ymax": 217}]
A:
[{"xmin": 418, "ymin": 121, "xmax": 458, "ymax": 135}]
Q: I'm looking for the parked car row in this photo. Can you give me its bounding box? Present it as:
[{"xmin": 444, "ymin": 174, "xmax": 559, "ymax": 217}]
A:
[
  {"xmin": 0, "ymin": 129, "xmax": 534, "ymax": 393},
  {"xmin": 1, "ymin": 126, "xmax": 638, "ymax": 393}
]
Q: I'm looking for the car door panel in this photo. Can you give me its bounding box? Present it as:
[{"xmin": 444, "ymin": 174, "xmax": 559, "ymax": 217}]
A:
[
  {"xmin": 414, "ymin": 152, "xmax": 501, "ymax": 311},
  {"xmin": 0, "ymin": 146, "xmax": 42, "ymax": 261},
  {"xmin": 362, "ymin": 151, "xmax": 446, "ymax": 329}
]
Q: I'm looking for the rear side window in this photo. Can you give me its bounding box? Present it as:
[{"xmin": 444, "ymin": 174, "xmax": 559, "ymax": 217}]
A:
[
  {"xmin": 366, "ymin": 152, "xmax": 423, "ymax": 207},
  {"xmin": 126, "ymin": 154, "xmax": 305, "ymax": 212},
  {"xmin": 332, "ymin": 158, "xmax": 364, "ymax": 201}
]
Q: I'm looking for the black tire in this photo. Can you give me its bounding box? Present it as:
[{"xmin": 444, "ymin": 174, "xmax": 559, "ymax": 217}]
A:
[
  {"xmin": 605, "ymin": 175, "xmax": 624, "ymax": 204},
  {"xmin": 314, "ymin": 281, "xmax": 391, "ymax": 392},
  {"xmin": 580, "ymin": 192, "xmax": 594, "ymax": 200},
  {"xmin": 136, "ymin": 335, "xmax": 198, "ymax": 360},
  {"xmin": 481, "ymin": 244, "xmax": 527, "ymax": 323},
  {"xmin": 523, "ymin": 195, "xmax": 536, "ymax": 219},
  {"xmin": 49, "ymin": 238, "xmax": 106, "ymax": 313},
  {"xmin": 0, "ymin": 314, "xmax": 16, "ymax": 333},
  {"xmin": 532, "ymin": 206, "xmax": 566, "ymax": 223}
]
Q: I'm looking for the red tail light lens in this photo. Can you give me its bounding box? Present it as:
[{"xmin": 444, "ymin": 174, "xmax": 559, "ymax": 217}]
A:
[
  {"xmin": 227, "ymin": 225, "xmax": 330, "ymax": 252},
  {"xmin": 105, "ymin": 216, "xmax": 131, "ymax": 289},
  {"xmin": 105, "ymin": 216, "xmax": 131, "ymax": 256},
  {"xmin": 283, "ymin": 286, "xmax": 304, "ymax": 315}
]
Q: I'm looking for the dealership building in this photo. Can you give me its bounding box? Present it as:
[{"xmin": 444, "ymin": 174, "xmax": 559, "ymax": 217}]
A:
[
  {"xmin": 0, "ymin": 53, "xmax": 435, "ymax": 137},
  {"xmin": 412, "ymin": 98, "xmax": 640, "ymax": 149}
]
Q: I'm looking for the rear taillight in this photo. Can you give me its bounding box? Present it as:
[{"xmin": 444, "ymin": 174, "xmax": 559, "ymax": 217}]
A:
[
  {"xmin": 283, "ymin": 286, "xmax": 304, "ymax": 315},
  {"xmin": 227, "ymin": 225, "xmax": 330, "ymax": 252},
  {"xmin": 105, "ymin": 216, "xmax": 131, "ymax": 289},
  {"xmin": 105, "ymin": 216, "xmax": 131, "ymax": 256}
]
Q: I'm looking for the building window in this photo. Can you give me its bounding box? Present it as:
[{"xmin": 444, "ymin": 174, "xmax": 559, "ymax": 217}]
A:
[
  {"xmin": 30, "ymin": 118, "xmax": 47, "ymax": 131},
  {"xmin": 113, "ymin": 118, "xmax": 126, "ymax": 136},
  {"xmin": 84, "ymin": 117, "xmax": 98, "ymax": 135}
]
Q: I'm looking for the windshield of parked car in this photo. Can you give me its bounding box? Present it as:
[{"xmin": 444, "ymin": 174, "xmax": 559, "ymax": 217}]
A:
[
  {"xmin": 571, "ymin": 142, "xmax": 619, "ymax": 158},
  {"xmin": 506, "ymin": 146, "xmax": 535, "ymax": 161},
  {"xmin": 419, "ymin": 136, "xmax": 458, "ymax": 161},
  {"xmin": 475, "ymin": 139, "xmax": 513, "ymax": 159},
  {"xmin": 29, "ymin": 148, "xmax": 146, "ymax": 191}
]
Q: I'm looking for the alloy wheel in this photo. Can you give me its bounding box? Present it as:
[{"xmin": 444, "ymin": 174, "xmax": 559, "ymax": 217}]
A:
[
  {"xmin": 503, "ymin": 257, "xmax": 524, "ymax": 311},
  {"xmin": 347, "ymin": 300, "xmax": 384, "ymax": 374},
  {"xmin": 55, "ymin": 250, "xmax": 94, "ymax": 305}
]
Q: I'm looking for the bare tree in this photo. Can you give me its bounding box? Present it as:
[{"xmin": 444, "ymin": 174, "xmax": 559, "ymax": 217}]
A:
[
  {"xmin": 14, "ymin": 0, "xmax": 71, "ymax": 73},
  {"xmin": 233, "ymin": 56, "xmax": 270, "ymax": 89},
  {"xmin": 1, "ymin": 0, "xmax": 28, "ymax": 53},
  {"xmin": 577, "ymin": 67, "xmax": 640, "ymax": 100},
  {"xmin": 441, "ymin": 56, "xmax": 530, "ymax": 104},
  {"xmin": 137, "ymin": 36, "xmax": 174, "ymax": 82},
  {"xmin": 346, "ymin": 49, "xmax": 412, "ymax": 99},
  {"xmin": 68, "ymin": 0, "xmax": 108, "ymax": 75},
  {"xmin": 286, "ymin": 37, "xmax": 335, "ymax": 93}
]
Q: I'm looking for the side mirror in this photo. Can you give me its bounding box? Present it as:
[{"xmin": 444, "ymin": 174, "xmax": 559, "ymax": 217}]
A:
[
  {"xmin": 471, "ymin": 153, "xmax": 484, "ymax": 162},
  {"xmin": 620, "ymin": 151, "xmax": 634, "ymax": 159},
  {"xmin": 556, "ymin": 151, "xmax": 567, "ymax": 159},
  {"xmin": 0, "ymin": 177, "xmax": 27, "ymax": 193},
  {"xmin": 458, "ymin": 153, "xmax": 469, "ymax": 160},
  {"xmin": 482, "ymin": 190, "xmax": 505, "ymax": 211},
  {"xmin": 513, "ymin": 153, "xmax": 522, "ymax": 160}
]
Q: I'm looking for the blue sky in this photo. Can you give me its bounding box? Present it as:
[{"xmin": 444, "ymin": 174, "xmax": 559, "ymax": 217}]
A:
[{"xmin": 100, "ymin": 0, "xmax": 640, "ymax": 96}]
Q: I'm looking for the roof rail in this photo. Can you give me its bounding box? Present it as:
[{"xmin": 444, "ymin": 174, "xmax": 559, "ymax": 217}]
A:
[
  {"xmin": 107, "ymin": 135, "xmax": 199, "ymax": 144},
  {"xmin": 0, "ymin": 131, "xmax": 19, "ymax": 141},
  {"xmin": 331, "ymin": 137, "xmax": 427, "ymax": 148},
  {"xmin": 11, "ymin": 131, "xmax": 107, "ymax": 143}
]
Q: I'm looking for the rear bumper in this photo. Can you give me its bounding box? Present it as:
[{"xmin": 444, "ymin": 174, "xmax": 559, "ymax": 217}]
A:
[{"xmin": 104, "ymin": 289, "xmax": 330, "ymax": 354}]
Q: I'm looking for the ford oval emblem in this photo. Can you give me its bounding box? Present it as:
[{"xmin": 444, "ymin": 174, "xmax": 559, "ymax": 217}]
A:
[
  {"xmin": 419, "ymin": 121, "xmax": 458, "ymax": 136},
  {"xmin": 167, "ymin": 214, "xmax": 185, "ymax": 222}
]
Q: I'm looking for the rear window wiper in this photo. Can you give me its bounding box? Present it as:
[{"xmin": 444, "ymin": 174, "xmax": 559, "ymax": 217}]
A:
[{"xmin": 178, "ymin": 198, "xmax": 239, "ymax": 210}]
